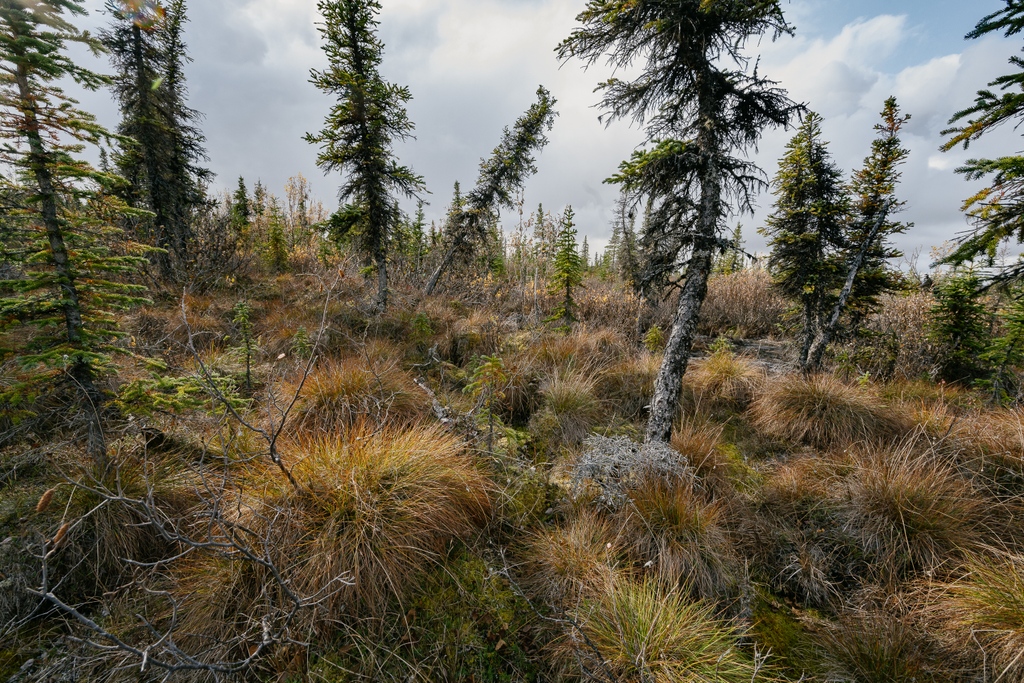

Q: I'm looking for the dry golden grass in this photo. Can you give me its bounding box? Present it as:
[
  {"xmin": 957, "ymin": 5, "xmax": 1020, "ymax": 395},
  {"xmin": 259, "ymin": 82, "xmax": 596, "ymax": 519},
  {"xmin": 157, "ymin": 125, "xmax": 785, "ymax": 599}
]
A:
[
  {"xmin": 529, "ymin": 372, "xmax": 605, "ymax": 450},
  {"xmin": 436, "ymin": 309, "xmax": 501, "ymax": 364},
  {"xmin": 813, "ymin": 607, "xmax": 941, "ymax": 683},
  {"xmin": 523, "ymin": 509, "xmax": 622, "ymax": 605},
  {"xmin": 290, "ymin": 356, "xmax": 425, "ymax": 431},
  {"xmin": 620, "ymin": 473, "xmax": 735, "ymax": 600},
  {"xmin": 595, "ymin": 352, "xmax": 661, "ymax": 420},
  {"xmin": 558, "ymin": 578, "xmax": 758, "ymax": 682},
  {"xmin": 937, "ymin": 553, "xmax": 1024, "ymax": 679},
  {"xmin": 840, "ymin": 440, "xmax": 990, "ymax": 578},
  {"xmin": 177, "ymin": 424, "xmax": 491, "ymax": 642},
  {"xmin": 534, "ymin": 327, "xmax": 628, "ymax": 372},
  {"xmin": 685, "ymin": 351, "xmax": 764, "ymax": 411},
  {"xmin": 698, "ymin": 269, "xmax": 787, "ymax": 338},
  {"xmin": 750, "ymin": 373, "xmax": 907, "ymax": 449}
]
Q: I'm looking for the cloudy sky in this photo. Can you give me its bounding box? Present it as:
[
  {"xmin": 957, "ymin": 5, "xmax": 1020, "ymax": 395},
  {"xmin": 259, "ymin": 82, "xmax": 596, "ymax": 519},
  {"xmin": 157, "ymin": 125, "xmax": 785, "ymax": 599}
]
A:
[{"xmin": 69, "ymin": 0, "xmax": 1020, "ymax": 259}]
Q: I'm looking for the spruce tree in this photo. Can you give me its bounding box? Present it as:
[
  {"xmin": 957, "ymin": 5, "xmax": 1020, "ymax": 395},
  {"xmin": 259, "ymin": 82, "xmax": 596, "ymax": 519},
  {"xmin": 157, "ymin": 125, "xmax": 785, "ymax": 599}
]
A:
[
  {"xmin": 548, "ymin": 207, "xmax": 584, "ymax": 327},
  {"xmin": 266, "ymin": 197, "xmax": 288, "ymax": 272},
  {"xmin": 929, "ymin": 270, "xmax": 992, "ymax": 385},
  {"xmin": 103, "ymin": 0, "xmax": 209, "ymax": 279},
  {"xmin": 763, "ymin": 112, "xmax": 849, "ymax": 368},
  {"xmin": 424, "ymin": 87, "xmax": 557, "ymax": 295},
  {"xmin": 940, "ymin": 2, "xmax": 1024, "ymax": 282},
  {"xmin": 560, "ymin": 0, "xmax": 798, "ymax": 443},
  {"xmin": 230, "ymin": 176, "xmax": 251, "ymax": 245},
  {"xmin": 306, "ymin": 0, "xmax": 424, "ymax": 313},
  {"xmin": 845, "ymin": 97, "xmax": 912, "ymax": 324},
  {"xmin": 0, "ymin": 0, "xmax": 150, "ymax": 461}
]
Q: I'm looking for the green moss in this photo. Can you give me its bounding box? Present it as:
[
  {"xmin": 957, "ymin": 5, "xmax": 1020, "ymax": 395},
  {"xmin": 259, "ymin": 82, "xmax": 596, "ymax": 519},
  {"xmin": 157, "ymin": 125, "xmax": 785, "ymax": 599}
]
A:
[
  {"xmin": 311, "ymin": 550, "xmax": 546, "ymax": 682},
  {"xmin": 751, "ymin": 596, "xmax": 824, "ymax": 678}
]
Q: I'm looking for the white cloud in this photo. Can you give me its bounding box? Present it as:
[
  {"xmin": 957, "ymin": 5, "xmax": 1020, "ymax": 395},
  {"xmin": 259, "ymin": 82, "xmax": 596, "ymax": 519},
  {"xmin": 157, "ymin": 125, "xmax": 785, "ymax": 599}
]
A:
[{"xmin": 62, "ymin": 1, "xmax": 1024, "ymax": 259}]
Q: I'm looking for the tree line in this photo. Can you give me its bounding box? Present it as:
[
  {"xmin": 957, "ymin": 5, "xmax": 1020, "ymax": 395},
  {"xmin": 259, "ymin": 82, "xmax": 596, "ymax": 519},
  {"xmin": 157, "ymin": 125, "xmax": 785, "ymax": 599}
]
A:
[{"xmin": 4, "ymin": 0, "xmax": 1024, "ymax": 463}]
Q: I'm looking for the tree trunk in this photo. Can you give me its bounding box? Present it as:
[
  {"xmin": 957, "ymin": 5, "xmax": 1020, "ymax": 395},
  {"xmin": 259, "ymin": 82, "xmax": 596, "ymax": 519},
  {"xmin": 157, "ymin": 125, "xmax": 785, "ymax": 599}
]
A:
[
  {"xmin": 645, "ymin": 245, "xmax": 715, "ymax": 443},
  {"xmin": 645, "ymin": 117, "xmax": 721, "ymax": 444},
  {"xmin": 799, "ymin": 299, "xmax": 815, "ymax": 368},
  {"xmin": 16, "ymin": 64, "xmax": 107, "ymax": 466},
  {"xmin": 804, "ymin": 202, "xmax": 891, "ymax": 372},
  {"xmin": 373, "ymin": 243, "xmax": 389, "ymax": 313},
  {"xmin": 425, "ymin": 241, "xmax": 459, "ymax": 296}
]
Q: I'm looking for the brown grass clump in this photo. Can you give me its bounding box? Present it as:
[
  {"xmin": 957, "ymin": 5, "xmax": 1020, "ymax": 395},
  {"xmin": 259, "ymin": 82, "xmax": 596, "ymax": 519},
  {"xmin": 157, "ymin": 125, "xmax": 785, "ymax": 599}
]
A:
[
  {"xmin": 813, "ymin": 607, "xmax": 941, "ymax": 683},
  {"xmin": 841, "ymin": 441, "xmax": 989, "ymax": 578},
  {"xmin": 698, "ymin": 269, "xmax": 787, "ymax": 339},
  {"xmin": 686, "ymin": 351, "xmax": 763, "ymax": 411},
  {"xmin": 291, "ymin": 356, "xmax": 425, "ymax": 431},
  {"xmin": 595, "ymin": 352, "xmax": 661, "ymax": 421},
  {"xmin": 750, "ymin": 373, "xmax": 906, "ymax": 449},
  {"xmin": 529, "ymin": 372, "xmax": 605, "ymax": 451},
  {"xmin": 558, "ymin": 578, "xmax": 758, "ymax": 682},
  {"xmin": 523, "ymin": 510, "xmax": 622, "ymax": 605},
  {"xmin": 180, "ymin": 425, "xmax": 490, "ymax": 640},
  {"xmin": 938, "ymin": 553, "xmax": 1024, "ymax": 679},
  {"xmin": 620, "ymin": 473, "xmax": 735, "ymax": 599}
]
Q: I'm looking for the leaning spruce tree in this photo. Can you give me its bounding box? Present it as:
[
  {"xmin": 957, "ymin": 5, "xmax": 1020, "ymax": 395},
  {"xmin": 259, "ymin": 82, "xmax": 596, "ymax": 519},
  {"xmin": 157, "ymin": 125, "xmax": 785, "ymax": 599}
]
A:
[
  {"xmin": 307, "ymin": 0, "xmax": 424, "ymax": 313},
  {"xmin": 762, "ymin": 111, "xmax": 849, "ymax": 368},
  {"xmin": 0, "ymin": 0, "xmax": 149, "ymax": 462},
  {"xmin": 559, "ymin": 0, "xmax": 799, "ymax": 443},
  {"xmin": 424, "ymin": 87, "xmax": 557, "ymax": 295}
]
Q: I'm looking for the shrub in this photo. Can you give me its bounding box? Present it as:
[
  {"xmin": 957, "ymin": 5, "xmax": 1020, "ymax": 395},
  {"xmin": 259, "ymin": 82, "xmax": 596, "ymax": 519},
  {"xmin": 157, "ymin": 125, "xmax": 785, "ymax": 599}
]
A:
[
  {"xmin": 841, "ymin": 441, "xmax": 988, "ymax": 578},
  {"xmin": 698, "ymin": 269, "xmax": 787, "ymax": 339},
  {"xmin": 844, "ymin": 292, "xmax": 937, "ymax": 381},
  {"xmin": 178, "ymin": 424, "xmax": 491, "ymax": 640},
  {"xmin": 523, "ymin": 509, "xmax": 622, "ymax": 605},
  {"xmin": 750, "ymin": 373, "xmax": 906, "ymax": 449},
  {"xmin": 529, "ymin": 372, "xmax": 604, "ymax": 451},
  {"xmin": 620, "ymin": 473, "xmax": 735, "ymax": 600},
  {"xmin": 291, "ymin": 356, "xmax": 425, "ymax": 431},
  {"xmin": 559, "ymin": 578, "xmax": 758, "ymax": 682}
]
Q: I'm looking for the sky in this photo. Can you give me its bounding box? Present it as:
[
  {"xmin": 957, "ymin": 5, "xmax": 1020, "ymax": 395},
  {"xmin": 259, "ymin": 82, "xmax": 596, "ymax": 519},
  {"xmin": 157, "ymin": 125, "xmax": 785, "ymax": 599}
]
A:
[{"xmin": 67, "ymin": 0, "xmax": 1021, "ymax": 260}]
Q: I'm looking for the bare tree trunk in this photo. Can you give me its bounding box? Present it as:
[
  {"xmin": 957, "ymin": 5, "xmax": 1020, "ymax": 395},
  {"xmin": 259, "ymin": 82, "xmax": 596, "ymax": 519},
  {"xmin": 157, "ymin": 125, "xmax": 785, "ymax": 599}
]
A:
[
  {"xmin": 373, "ymin": 244, "xmax": 388, "ymax": 313},
  {"xmin": 16, "ymin": 64, "xmax": 107, "ymax": 466},
  {"xmin": 425, "ymin": 241, "xmax": 459, "ymax": 296},
  {"xmin": 805, "ymin": 202, "xmax": 891, "ymax": 372},
  {"xmin": 645, "ymin": 245, "xmax": 715, "ymax": 443}
]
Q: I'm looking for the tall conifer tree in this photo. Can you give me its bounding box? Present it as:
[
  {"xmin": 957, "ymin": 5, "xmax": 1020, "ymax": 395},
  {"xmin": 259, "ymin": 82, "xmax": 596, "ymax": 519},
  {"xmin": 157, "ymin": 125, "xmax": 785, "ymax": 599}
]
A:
[
  {"xmin": 845, "ymin": 97, "xmax": 911, "ymax": 324},
  {"xmin": 0, "ymin": 0, "xmax": 149, "ymax": 461},
  {"xmin": 306, "ymin": 0, "xmax": 424, "ymax": 313},
  {"xmin": 102, "ymin": 0, "xmax": 209, "ymax": 279},
  {"xmin": 763, "ymin": 112, "xmax": 849, "ymax": 367},
  {"xmin": 559, "ymin": 0, "xmax": 798, "ymax": 443},
  {"xmin": 549, "ymin": 206, "xmax": 584, "ymax": 327}
]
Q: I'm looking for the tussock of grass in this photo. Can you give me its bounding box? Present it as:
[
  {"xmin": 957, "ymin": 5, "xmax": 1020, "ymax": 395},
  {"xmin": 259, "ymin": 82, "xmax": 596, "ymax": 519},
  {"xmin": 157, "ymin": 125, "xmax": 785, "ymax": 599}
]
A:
[
  {"xmin": 560, "ymin": 578, "xmax": 758, "ymax": 682},
  {"xmin": 291, "ymin": 356, "xmax": 424, "ymax": 431},
  {"xmin": 841, "ymin": 440, "xmax": 988, "ymax": 577},
  {"xmin": 529, "ymin": 372, "xmax": 604, "ymax": 451},
  {"xmin": 750, "ymin": 374, "xmax": 906, "ymax": 449},
  {"xmin": 523, "ymin": 509, "xmax": 621, "ymax": 605},
  {"xmin": 178, "ymin": 424, "xmax": 491, "ymax": 639},
  {"xmin": 941, "ymin": 553, "xmax": 1024, "ymax": 679},
  {"xmin": 813, "ymin": 608, "xmax": 940, "ymax": 683},
  {"xmin": 621, "ymin": 474, "xmax": 735, "ymax": 599},
  {"xmin": 595, "ymin": 352, "xmax": 660, "ymax": 420},
  {"xmin": 686, "ymin": 350, "xmax": 763, "ymax": 410}
]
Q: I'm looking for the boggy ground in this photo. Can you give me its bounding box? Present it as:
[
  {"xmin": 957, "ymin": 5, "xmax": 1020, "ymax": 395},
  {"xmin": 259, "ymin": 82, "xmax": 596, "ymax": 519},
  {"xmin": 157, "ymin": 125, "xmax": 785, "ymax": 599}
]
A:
[{"xmin": 1, "ymin": 267, "xmax": 1022, "ymax": 682}]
